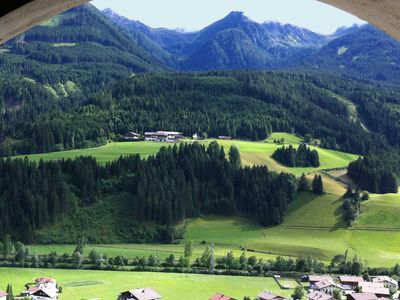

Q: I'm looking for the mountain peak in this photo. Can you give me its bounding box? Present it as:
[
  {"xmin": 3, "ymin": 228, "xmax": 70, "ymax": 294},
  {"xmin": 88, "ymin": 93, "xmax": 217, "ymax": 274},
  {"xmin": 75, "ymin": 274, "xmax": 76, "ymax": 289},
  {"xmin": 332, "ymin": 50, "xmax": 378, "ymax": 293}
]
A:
[{"xmin": 223, "ymin": 11, "xmax": 249, "ymax": 23}]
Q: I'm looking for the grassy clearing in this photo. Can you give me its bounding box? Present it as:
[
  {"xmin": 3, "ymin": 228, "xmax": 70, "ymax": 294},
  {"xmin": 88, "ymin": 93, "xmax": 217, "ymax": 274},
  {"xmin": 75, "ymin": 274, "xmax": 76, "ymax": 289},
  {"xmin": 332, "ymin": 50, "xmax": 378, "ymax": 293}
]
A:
[
  {"xmin": 16, "ymin": 133, "xmax": 358, "ymax": 177},
  {"xmin": 0, "ymin": 268, "xmax": 288, "ymax": 300},
  {"xmin": 52, "ymin": 43, "xmax": 77, "ymax": 47},
  {"xmin": 355, "ymin": 194, "xmax": 400, "ymax": 229}
]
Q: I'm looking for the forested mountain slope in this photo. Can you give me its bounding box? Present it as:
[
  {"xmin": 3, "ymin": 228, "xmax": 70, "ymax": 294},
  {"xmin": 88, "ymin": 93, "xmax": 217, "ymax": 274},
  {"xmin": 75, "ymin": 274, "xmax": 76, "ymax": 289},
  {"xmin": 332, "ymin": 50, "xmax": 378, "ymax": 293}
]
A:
[{"xmin": 2, "ymin": 71, "xmax": 396, "ymax": 157}]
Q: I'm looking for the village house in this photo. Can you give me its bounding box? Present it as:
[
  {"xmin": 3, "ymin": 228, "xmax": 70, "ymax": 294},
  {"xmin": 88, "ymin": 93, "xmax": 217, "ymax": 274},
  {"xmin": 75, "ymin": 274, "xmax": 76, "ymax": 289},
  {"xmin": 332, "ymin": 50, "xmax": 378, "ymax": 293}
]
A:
[
  {"xmin": 360, "ymin": 287, "xmax": 390, "ymax": 298},
  {"xmin": 347, "ymin": 293, "xmax": 379, "ymax": 300},
  {"xmin": 21, "ymin": 287, "xmax": 58, "ymax": 300},
  {"xmin": 118, "ymin": 288, "xmax": 161, "ymax": 300},
  {"xmin": 308, "ymin": 276, "xmax": 334, "ymax": 289},
  {"xmin": 209, "ymin": 293, "xmax": 237, "ymax": 300},
  {"xmin": 372, "ymin": 276, "xmax": 399, "ymax": 290},
  {"xmin": 144, "ymin": 131, "xmax": 183, "ymax": 142},
  {"xmin": 339, "ymin": 276, "xmax": 364, "ymax": 290},
  {"xmin": 0, "ymin": 291, "xmax": 8, "ymax": 300},
  {"xmin": 35, "ymin": 278, "xmax": 58, "ymax": 292},
  {"xmin": 258, "ymin": 291, "xmax": 285, "ymax": 300},
  {"xmin": 122, "ymin": 132, "xmax": 141, "ymax": 141},
  {"xmin": 314, "ymin": 279, "xmax": 345, "ymax": 295},
  {"xmin": 306, "ymin": 291, "xmax": 334, "ymax": 300},
  {"xmin": 21, "ymin": 278, "xmax": 59, "ymax": 300}
]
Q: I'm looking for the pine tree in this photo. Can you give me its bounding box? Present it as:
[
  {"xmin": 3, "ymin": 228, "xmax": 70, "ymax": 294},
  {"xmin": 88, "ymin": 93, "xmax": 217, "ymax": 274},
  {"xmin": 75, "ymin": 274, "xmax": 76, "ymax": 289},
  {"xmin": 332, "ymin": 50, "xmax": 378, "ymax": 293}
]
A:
[
  {"xmin": 6, "ymin": 284, "xmax": 14, "ymax": 300},
  {"xmin": 184, "ymin": 241, "xmax": 193, "ymax": 259},
  {"xmin": 312, "ymin": 175, "xmax": 324, "ymax": 195},
  {"xmin": 228, "ymin": 146, "xmax": 241, "ymax": 170},
  {"xmin": 298, "ymin": 173, "xmax": 310, "ymax": 192},
  {"xmin": 2, "ymin": 234, "xmax": 12, "ymax": 260}
]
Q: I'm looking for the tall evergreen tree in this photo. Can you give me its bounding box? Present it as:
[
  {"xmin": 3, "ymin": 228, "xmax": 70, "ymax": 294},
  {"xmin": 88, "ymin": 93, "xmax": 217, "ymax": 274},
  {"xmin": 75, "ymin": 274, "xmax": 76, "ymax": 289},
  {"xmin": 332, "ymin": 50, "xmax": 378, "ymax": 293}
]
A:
[
  {"xmin": 228, "ymin": 146, "xmax": 241, "ymax": 170},
  {"xmin": 312, "ymin": 175, "xmax": 324, "ymax": 195}
]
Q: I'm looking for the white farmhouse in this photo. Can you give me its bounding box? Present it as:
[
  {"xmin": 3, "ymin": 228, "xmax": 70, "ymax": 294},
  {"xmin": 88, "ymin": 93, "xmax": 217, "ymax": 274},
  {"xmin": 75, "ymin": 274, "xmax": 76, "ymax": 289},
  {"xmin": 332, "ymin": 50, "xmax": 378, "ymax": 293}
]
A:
[{"xmin": 372, "ymin": 276, "xmax": 399, "ymax": 290}]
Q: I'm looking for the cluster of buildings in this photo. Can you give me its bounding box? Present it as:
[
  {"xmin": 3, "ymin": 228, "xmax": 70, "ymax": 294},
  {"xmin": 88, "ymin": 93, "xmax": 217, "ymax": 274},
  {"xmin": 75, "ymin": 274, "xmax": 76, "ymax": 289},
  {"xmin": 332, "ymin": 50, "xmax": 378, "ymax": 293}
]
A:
[
  {"xmin": 122, "ymin": 131, "xmax": 184, "ymax": 142},
  {"xmin": 209, "ymin": 291, "xmax": 286, "ymax": 300},
  {"xmin": 307, "ymin": 275, "xmax": 399, "ymax": 300}
]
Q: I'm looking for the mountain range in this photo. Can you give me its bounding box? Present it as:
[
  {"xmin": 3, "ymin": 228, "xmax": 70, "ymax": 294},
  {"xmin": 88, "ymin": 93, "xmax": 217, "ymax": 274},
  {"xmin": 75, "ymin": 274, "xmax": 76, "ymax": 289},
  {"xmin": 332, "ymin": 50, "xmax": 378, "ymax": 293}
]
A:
[
  {"xmin": 0, "ymin": 4, "xmax": 399, "ymax": 88},
  {"xmin": 103, "ymin": 6, "xmax": 400, "ymax": 84}
]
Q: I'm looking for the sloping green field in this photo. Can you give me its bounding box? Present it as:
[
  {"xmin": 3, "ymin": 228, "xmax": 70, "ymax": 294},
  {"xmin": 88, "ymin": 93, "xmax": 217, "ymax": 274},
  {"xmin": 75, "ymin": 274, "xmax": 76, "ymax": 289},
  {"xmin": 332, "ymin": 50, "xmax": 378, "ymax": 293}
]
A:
[
  {"xmin": 0, "ymin": 268, "xmax": 287, "ymax": 300},
  {"xmin": 17, "ymin": 133, "xmax": 358, "ymax": 176},
  {"xmin": 29, "ymin": 191, "xmax": 400, "ymax": 267}
]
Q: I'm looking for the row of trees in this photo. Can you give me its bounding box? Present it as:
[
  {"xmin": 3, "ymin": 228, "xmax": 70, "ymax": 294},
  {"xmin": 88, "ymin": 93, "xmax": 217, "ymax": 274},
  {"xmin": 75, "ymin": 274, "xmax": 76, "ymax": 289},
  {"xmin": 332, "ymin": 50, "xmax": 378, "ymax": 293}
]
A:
[
  {"xmin": 347, "ymin": 154, "xmax": 399, "ymax": 194},
  {"xmin": 272, "ymin": 144, "xmax": 320, "ymax": 168},
  {"xmin": 342, "ymin": 186, "xmax": 369, "ymax": 226}
]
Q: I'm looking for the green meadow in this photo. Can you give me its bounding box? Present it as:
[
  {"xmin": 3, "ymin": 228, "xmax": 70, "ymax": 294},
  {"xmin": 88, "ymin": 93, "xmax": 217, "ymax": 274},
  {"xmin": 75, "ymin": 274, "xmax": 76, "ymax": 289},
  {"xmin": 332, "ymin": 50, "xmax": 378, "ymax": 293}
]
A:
[
  {"xmin": 0, "ymin": 268, "xmax": 288, "ymax": 300},
  {"xmin": 17, "ymin": 132, "xmax": 359, "ymax": 177},
  {"xmin": 29, "ymin": 191, "xmax": 400, "ymax": 267},
  {"xmin": 16, "ymin": 133, "xmax": 400, "ymax": 269}
]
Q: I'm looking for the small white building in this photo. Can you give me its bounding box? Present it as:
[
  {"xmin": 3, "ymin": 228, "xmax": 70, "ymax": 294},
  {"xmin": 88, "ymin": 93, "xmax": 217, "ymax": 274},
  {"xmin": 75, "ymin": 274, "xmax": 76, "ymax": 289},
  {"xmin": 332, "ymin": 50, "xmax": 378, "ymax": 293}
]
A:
[
  {"xmin": 0, "ymin": 291, "xmax": 8, "ymax": 300},
  {"xmin": 145, "ymin": 131, "xmax": 183, "ymax": 142},
  {"xmin": 372, "ymin": 276, "xmax": 399, "ymax": 290}
]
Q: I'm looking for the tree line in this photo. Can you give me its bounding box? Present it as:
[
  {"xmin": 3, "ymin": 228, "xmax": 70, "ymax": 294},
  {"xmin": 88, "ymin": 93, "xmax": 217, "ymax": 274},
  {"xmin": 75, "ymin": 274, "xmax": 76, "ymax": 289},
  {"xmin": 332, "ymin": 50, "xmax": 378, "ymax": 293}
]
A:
[
  {"xmin": 272, "ymin": 144, "xmax": 320, "ymax": 168},
  {"xmin": 347, "ymin": 153, "xmax": 399, "ymax": 194}
]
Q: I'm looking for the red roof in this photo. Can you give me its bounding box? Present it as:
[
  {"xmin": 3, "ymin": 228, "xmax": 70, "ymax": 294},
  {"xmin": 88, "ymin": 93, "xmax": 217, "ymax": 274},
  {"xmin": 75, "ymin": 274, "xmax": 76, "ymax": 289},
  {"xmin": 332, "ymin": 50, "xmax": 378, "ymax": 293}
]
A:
[
  {"xmin": 0, "ymin": 291, "xmax": 8, "ymax": 297},
  {"xmin": 36, "ymin": 277, "xmax": 56, "ymax": 284},
  {"xmin": 210, "ymin": 293, "xmax": 236, "ymax": 300}
]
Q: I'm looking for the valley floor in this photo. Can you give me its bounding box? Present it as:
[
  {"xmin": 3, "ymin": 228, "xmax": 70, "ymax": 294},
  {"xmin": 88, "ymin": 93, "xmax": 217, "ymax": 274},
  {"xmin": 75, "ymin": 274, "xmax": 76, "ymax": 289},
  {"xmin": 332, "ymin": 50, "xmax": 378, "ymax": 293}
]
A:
[{"xmin": 0, "ymin": 268, "xmax": 288, "ymax": 300}]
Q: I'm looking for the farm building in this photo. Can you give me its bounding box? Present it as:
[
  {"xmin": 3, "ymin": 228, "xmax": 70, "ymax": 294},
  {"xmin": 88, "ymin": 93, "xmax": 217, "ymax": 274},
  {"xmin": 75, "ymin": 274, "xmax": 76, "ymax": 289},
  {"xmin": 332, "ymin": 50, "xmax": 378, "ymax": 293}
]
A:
[
  {"xmin": 145, "ymin": 131, "xmax": 183, "ymax": 142},
  {"xmin": 0, "ymin": 291, "xmax": 8, "ymax": 300},
  {"xmin": 21, "ymin": 287, "xmax": 58, "ymax": 300},
  {"xmin": 123, "ymin": 132, "xmax": 141, "ymax": 141},
  {"xmin": 35, "ymin": 278, "xmax": 58, "ymax": 292},
  {"xmin": 306, "ymin": 291, "xmax": 334, "ymax": 300},
  {"xmin": 209, "ymin": 293, "xmax": 237, "ymax": 300},
  {"xmin": 372, "ymin": 276, "xmax": 399, "ymax": 289},
  {"xmin": 218, "ymin": 136, "xmax": 232, "ymax": 140},
  {"xmin": 339, "ymin": 276, "xmax": 364, "ymax": 290},
  {"xmin": 308, "ymin": 276, "xmax": 334, "ymax": 288},
  {"xmin": 258, "ymin": 291, "xmax": 285, "ymax": 300},
  {"xmin": 118, "ymin": 288, "xmax": 161, "ymax": 300},
  {"xmin": 313, "ymin": 279, "xmax": 345, "ymax": 295}
]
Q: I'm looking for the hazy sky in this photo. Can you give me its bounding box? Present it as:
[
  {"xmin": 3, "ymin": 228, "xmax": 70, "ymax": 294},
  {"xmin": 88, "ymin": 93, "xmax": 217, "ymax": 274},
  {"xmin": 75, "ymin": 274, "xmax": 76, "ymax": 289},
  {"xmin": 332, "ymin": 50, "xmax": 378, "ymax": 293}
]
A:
[{"xmin": 91, "ymin": 0, "xmax": 366, "ymax": 34}]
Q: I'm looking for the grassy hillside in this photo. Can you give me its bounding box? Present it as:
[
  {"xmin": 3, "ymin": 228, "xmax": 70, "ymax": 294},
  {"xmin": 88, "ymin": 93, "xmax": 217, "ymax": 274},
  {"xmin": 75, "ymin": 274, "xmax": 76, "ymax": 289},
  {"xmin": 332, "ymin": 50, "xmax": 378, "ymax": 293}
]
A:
[
  {"xmin": 17, "ymin": 133, "xmax": 359, "ymax": 177},
  {"xmin": 0, "ymin": 268, "xmax": 289, "ymax": 300},
  {"xmin": 29, "ymin": 190, "xmax": 400, "ymax": 267},
  {"xmin": 355, "ymin": 194, "xmax": 400, "ymax": 229}
]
